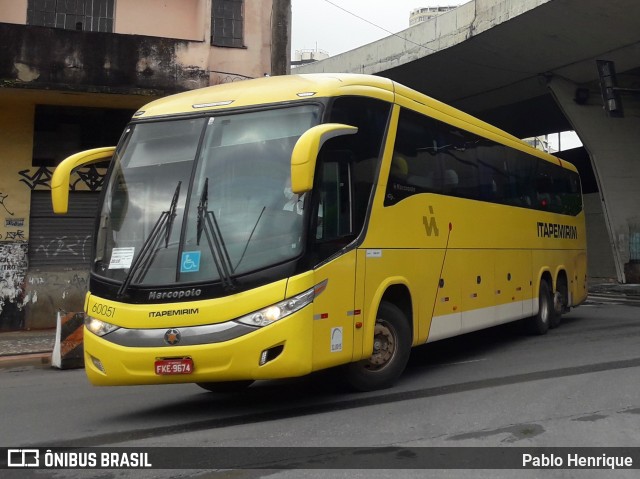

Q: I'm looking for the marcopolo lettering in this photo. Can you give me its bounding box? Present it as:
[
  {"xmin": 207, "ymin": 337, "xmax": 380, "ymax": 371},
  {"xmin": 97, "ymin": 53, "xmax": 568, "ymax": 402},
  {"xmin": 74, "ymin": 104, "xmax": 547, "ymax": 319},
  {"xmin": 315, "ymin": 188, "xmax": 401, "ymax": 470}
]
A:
[
  {"xmin": 148, "ymin": 288, "xmax": 202, "ymax": 300},
  {"xmin": 149, "ymin": 308, "xmax": 199, "ymax": 318},
  {"xmin": 537, "ymin": 222, "xmax": 578, "ymax": 240}
]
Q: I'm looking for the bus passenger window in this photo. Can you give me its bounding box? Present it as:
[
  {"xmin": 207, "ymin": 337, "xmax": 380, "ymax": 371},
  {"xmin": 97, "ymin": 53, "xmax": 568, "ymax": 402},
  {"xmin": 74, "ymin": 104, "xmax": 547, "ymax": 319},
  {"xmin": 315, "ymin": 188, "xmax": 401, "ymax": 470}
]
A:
[
  {"xmin": 315, "ymin": 159, "xmax": 353, "ymax": 241},
  {"xmin": 310, "ymin": 96, "xmax": 391, "ymax": 262}
]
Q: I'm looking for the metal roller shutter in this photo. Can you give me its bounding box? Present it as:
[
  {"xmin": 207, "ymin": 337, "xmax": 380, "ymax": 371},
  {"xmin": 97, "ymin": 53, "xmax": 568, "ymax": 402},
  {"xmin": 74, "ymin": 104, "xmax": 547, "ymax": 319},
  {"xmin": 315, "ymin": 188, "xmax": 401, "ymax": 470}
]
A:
[{"xmin": 29, "ymin": 191, "xmax": 100, "ymax": 267}]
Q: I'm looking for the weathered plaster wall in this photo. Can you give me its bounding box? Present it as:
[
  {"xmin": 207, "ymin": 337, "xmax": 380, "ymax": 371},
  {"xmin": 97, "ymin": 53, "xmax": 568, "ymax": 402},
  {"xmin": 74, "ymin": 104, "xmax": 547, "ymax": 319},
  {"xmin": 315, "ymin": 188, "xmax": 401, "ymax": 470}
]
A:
[
  {"xmin": 23, "ymin": 269, "xmax": 90, "ymax": 329},
  {"xmin": 0, "ymin": 23, "xmax": 210, "ymax": 94},
  {"xmin": 0, "ymin": 94, "xmax": 32, "ymax": 329},
  {"xmin": 209, "ymin": 0, "xmax": 274, "ymax": 82},
  {"xmin": 115, "ymin": 0, "xmax": 205, "ymax": 42},
  {"xmin": 0, "ymin": 0, "xmax": 28, "ymax": 24}
]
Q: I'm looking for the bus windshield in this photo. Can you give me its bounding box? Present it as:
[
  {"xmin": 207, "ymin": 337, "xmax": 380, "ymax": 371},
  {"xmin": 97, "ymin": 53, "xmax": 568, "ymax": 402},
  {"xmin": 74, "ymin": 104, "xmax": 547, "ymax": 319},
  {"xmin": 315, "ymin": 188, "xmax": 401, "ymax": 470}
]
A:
[{"xmin": 94, "ymin": 105, "xmax": 320, "ymax": 289}]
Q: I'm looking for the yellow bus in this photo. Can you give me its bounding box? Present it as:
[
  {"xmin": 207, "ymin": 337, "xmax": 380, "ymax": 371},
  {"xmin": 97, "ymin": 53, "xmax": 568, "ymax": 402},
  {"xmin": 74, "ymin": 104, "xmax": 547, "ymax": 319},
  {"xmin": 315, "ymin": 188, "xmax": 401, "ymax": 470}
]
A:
[{"xmin": 51, "ymin": 74, "xmax": 587, "ymax": 391}]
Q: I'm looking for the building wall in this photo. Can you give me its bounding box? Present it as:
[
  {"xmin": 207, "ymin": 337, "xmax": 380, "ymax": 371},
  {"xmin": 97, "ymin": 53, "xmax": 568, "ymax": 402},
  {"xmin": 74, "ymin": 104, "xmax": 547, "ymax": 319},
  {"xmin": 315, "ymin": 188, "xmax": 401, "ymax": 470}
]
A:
[
  {"xmin": 0, "ymin": 0, "xmax": 28, "ymax": 24},
  {"xmin": 0, "ymin": 89, "xmax": 32, "ymax": 329},
  {"xmin": 209, "ymin": 0, "xmax": 275, "ymax": 82},
  {"xmin": 1, "ymin": 1, "xmax": 279, "ymax": 84},
  {"xmin": 0, "ymin": 89, "xmax": 147, "ymax": 330},
  {"xmin": 115, "ymin": 0, "xmax": 206, "ymax": 41}
]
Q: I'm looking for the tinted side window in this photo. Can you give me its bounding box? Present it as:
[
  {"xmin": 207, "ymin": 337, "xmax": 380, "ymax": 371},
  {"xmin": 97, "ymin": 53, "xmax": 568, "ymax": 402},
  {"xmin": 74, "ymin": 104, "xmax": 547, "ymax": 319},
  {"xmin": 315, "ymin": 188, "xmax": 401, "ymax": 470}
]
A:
[
  {"xmin": 385, "ymin": 107, "xmax": 583, "ymax": 216},
  {"xmin": 386, "ymin": 108, "xmax": 482, "ymax": 205}
]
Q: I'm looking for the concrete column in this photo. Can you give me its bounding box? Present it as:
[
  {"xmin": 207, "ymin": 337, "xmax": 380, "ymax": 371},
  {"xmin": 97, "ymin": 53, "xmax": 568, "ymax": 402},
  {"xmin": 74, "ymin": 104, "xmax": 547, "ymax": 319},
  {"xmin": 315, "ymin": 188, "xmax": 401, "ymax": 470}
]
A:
[
  {"xmin": 271, "ymin": 0, "xmax": 291, "ymax": 76},
  {"xmin": 549, "ymin": 76, "xmax": 640, "ymax": 283}
]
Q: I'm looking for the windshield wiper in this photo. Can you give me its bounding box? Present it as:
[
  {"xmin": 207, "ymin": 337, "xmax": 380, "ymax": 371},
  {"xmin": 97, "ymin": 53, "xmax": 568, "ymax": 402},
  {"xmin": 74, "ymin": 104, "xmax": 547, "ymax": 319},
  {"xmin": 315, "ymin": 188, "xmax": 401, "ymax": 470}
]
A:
[
  {"xmin": 196, "ymin": 178, "xmax": 236, "ymax": 292},
  {"xmin": 117, "ymin": 182, "xmax": 181, "ymax": 298},
  {"xmin": 234, "ymin": 206, "xmax": 266, "ymax": 272}
]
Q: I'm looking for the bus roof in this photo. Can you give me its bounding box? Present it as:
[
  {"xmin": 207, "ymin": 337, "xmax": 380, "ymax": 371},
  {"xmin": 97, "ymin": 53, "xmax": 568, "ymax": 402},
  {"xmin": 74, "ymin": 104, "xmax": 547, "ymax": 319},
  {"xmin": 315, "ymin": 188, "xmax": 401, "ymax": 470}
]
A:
[
  {"xmin": 134, "ymin": 73, "xmax": 575, "ymax": 173},
  {"xmin": 135, "ymin": 74, "xmax": 396, "ymax": 119}
]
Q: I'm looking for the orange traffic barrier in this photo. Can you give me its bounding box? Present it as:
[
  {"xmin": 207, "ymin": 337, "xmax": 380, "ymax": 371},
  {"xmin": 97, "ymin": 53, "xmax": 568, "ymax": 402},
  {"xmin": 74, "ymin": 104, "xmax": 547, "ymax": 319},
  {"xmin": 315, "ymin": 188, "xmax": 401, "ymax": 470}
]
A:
[{"xmin": 52, "ymin": 311, "xmax": 85, "ymax": 369}]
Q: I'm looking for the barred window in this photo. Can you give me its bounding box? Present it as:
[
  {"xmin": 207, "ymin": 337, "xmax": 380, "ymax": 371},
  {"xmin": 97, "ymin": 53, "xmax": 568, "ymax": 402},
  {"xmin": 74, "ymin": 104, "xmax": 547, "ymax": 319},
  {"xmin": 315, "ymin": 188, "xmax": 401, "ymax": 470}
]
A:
[
  {"xmin": 27, "ymin": 0, "xmax": 115, "ymax": 33},
  {"xmin": 212, "ymin": 0, "xmax": 244, "ymax": 48}
]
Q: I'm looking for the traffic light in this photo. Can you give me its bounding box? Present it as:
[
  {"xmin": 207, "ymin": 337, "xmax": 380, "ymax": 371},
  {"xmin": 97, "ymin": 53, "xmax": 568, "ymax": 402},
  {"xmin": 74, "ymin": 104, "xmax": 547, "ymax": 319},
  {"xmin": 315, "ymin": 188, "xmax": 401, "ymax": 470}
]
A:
[{"xmin": 596, "ymin": 60, "xmax": 623, "ymax": 118}]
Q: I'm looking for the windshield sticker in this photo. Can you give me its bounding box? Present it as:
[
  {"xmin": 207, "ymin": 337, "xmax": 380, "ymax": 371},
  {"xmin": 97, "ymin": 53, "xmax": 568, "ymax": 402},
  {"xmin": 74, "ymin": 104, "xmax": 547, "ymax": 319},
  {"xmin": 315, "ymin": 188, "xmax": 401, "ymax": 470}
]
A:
[
  {"xmin": 108, "ymin": 247, "xmax": 135, "ymax": 269},
  {"xmin": 181, "ymin": 251, "xmax": 201, "ymax": 273}
]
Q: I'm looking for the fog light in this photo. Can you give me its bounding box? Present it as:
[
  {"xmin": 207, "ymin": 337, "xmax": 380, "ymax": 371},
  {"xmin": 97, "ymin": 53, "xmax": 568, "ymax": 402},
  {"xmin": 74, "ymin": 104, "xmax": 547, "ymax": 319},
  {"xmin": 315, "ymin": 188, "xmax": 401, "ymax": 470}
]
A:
[
  {"xmin": 259, "ymin": 345, "xmax": 284, "ymax": 366},
  {"xmin": 90, "ymin": 355, "xmax": 105, "ymax": 373}
]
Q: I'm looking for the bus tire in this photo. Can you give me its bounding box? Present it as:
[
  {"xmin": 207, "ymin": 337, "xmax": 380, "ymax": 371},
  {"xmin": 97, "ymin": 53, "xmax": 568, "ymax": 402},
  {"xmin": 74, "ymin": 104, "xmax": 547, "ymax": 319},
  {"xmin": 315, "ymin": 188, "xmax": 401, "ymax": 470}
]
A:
[
  {"xmin": 196, "ymin": 380, "xmax": 254, "ymax": 393},
  {"xmin": 550, "ymin": 277, "xmax": 567, "ymax": 329},
  {"xmin": 527, "ymin": 281, "xmax": 552, "ymax": 335},
  {"xmin": 342, "ymin": 301, "xmax": 411, "ymax": 392}
]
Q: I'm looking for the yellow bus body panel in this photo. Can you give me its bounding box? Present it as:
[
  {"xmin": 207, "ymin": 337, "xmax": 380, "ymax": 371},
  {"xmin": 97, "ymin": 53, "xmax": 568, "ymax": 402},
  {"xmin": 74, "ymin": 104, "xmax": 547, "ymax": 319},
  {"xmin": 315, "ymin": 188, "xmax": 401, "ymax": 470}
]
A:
[{"xmin": 135, "ymin": 74, "xmax": 395, "ymax": 119}]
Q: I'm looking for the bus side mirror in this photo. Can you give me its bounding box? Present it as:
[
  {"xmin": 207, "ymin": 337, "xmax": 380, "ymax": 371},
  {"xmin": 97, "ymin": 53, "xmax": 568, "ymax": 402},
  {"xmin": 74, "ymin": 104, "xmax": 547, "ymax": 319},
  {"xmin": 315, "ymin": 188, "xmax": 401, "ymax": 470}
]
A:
[
  {"xmin": 290, "ymin": 123, "xmax": 358, "ymax": 194},
  {"xmin": 51, "ymin": 147, "xmax": 116, "ymax": 214}
]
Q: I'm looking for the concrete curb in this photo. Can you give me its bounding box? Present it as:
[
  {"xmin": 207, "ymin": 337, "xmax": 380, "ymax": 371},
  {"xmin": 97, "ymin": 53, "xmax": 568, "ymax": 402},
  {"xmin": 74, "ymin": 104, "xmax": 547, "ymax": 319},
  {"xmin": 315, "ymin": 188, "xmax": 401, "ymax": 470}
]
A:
[{"xmin": 0, "ymin": 352, "xmax": 53, "ymax": 370}]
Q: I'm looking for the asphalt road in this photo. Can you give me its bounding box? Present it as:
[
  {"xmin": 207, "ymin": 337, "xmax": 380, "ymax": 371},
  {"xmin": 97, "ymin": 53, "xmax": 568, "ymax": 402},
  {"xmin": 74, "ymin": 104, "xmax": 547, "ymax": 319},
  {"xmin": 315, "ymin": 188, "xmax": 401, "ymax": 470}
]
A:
[{"xmin": 1, "ymin": 297, "xmax": 639, "ymax": 478}]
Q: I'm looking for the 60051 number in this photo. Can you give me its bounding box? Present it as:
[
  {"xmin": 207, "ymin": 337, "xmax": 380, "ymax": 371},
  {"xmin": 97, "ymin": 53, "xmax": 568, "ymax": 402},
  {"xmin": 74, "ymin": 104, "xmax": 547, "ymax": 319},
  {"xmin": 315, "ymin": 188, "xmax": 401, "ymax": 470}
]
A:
[{"xmin": 91, "ymin": 303, "xmax": 116, "ymax": 318}]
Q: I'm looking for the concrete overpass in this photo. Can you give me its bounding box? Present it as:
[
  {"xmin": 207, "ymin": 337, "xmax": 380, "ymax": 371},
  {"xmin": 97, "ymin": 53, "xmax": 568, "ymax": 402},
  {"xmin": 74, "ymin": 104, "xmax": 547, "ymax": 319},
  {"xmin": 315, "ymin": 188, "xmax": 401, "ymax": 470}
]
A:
[{"xmin": 296, "ymin": 0, "xmax": 640, "ymax": 283}]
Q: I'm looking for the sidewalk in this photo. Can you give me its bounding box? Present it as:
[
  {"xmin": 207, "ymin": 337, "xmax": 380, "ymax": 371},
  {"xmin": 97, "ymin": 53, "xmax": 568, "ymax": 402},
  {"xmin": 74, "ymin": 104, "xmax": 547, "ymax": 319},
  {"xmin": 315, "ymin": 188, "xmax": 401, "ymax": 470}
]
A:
[
  {"xmin": 587, "ymin": 281, "xmax": 640, "ymax": 297},
  {"xmin": 1, "ymin": 283, "xmax": 639, "ymax": 370},
  {"xmin": 0, "ymin": 329, "xmax": 55, "ymax": 369}
]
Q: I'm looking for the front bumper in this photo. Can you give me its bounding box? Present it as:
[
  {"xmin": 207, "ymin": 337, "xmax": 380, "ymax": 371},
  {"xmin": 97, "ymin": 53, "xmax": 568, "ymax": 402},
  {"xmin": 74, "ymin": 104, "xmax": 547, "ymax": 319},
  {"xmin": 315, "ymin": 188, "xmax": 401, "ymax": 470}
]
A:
[{"xmin": 84, "ymin": 306, "xmax": 314, "ymax": 386}]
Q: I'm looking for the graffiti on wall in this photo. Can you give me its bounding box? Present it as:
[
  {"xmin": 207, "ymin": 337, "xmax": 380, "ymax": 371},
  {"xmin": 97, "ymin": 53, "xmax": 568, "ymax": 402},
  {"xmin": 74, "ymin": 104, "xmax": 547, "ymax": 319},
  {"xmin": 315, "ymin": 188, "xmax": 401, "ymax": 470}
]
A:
[
  {"xmin": 1, "ymin": 217, "xmax": 26, "ymax": 241},
  {"xmin": 0, "ymin": 192, "xmax": 15, "ymax": 216},
  {"xmin": 0, "ymin": 242, "xmax": 28, "ymax": 330},
  {"xmin": 2, "ymin": 230, "xmax": 26, "ymax": 240},
  {"xmin": 18, "ymin": 167, "xmax": 52, "ymax": 190},
  {"xmin": 19, "ymin": 166, "xmax": 106, "ymax": 191},
  {"xmin": 32, "ymin": 234, "xmax": 93, "ymax": 263},
  {"xmin": 26, "ymin": 272, "xmax": 88, "ymax": 301},
  {"xmin": 73, "ymin": 167, "xmax": 105, "ymax": 191}
]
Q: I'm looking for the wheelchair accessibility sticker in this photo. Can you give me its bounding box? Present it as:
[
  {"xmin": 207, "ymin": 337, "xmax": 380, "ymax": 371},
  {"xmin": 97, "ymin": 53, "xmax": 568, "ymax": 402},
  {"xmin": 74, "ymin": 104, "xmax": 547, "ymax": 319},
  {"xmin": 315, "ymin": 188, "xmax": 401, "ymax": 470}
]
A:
[{"xmin": 180, "ymin": 251, "xmax": 201, "ymax": 273}]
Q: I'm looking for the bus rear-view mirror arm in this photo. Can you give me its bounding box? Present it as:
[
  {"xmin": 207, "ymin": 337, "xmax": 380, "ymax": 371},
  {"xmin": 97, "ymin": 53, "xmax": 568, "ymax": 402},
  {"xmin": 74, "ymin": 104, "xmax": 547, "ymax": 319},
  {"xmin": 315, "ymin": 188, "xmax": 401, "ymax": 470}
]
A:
[
  {"xmin": 290, "ymin": 123, "xmax": 358, "ymax": 194},
  {"xmin": 51, "ymin": 147, "xmax": 116, "ymax": 214}
]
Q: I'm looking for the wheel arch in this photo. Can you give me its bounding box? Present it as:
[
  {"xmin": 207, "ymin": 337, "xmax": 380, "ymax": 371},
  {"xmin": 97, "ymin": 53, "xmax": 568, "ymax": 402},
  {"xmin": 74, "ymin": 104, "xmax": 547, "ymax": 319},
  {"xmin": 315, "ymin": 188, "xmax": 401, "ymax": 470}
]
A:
[
  {"xmin": 555, "ymin": 268, "xmax": 569, "ymax": 293},
  {"xmin": 538, "ymin": 270, "xmax": 554, "ymax": 291},
  {"xmin": 363, "ymin": 278, "xmax": 414, "ymax": 355},
  {"xmin": 381, "ymin": 283, "xmax": 414, "ymax": 343}
]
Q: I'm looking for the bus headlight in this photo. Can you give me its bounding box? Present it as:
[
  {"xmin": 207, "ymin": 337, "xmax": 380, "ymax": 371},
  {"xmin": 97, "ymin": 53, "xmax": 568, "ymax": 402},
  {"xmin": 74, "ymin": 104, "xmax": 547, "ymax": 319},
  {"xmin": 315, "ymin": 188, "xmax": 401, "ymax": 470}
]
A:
[
  {"xmin": 85, "ymin": 316, "xmax": 120, "ymax": 337},
  {"xmin": 235, "ymin": 287, "xmax": 316, "ymax": 328}
]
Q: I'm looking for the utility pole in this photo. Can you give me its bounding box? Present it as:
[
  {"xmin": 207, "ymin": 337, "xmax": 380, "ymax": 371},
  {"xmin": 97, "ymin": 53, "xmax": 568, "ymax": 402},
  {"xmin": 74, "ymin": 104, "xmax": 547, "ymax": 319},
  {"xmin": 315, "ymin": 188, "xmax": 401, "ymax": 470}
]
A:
[{"xmin": 271, "ymin": 0, "xmax": 291, "ymax": 76}]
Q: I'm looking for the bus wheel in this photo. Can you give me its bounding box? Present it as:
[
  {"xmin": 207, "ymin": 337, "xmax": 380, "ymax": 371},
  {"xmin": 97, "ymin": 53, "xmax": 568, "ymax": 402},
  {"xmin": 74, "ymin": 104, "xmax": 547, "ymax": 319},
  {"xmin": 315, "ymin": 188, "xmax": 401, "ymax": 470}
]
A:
[
  {"xmin": 526, "ymin": 281, "xmax": 552, "ymax": 335},
  {"xmin": 343, "ymin": 302, "xmax": 411, "ymax": 392},
  {"xmin": 196, "ymin": 380, "xmax": 254, "ymax": 393},
  {"xmin": 550, "ymin": 278, "xmax": 567, "ymax": 329}
]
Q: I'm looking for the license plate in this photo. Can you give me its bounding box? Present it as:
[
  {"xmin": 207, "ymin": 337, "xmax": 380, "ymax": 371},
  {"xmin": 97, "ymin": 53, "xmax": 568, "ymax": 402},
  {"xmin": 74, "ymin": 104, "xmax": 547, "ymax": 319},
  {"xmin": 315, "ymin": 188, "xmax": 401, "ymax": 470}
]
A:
[{"xmin": 154, "ymin": 358, "xmax": 193, "ymax": 375}]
